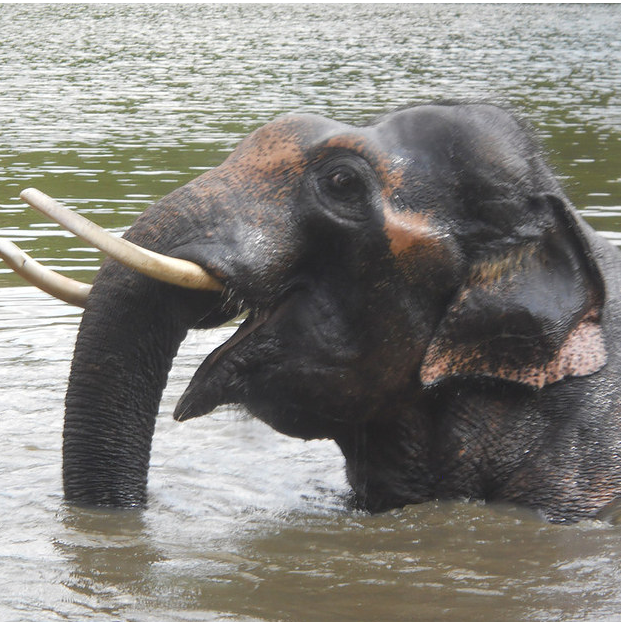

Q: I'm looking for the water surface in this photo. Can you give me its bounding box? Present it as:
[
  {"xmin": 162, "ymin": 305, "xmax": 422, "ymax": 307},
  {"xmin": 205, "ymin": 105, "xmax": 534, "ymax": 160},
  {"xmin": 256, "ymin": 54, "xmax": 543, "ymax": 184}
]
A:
[{"xmin": 1, "ymin": 4, "xmax": 621, "ymax": 621}]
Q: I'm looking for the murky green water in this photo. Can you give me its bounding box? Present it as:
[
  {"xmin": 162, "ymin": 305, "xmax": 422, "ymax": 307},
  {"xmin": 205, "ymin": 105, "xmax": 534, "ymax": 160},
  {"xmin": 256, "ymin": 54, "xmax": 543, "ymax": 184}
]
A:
[{"xmin": 1, "ymin": 4, "xmax": 621, "ymax": 621}]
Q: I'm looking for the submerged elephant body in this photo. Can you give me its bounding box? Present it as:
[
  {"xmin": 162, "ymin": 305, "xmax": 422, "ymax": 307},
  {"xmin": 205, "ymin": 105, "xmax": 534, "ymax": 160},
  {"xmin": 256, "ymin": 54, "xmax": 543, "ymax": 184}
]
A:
[{"xmin": 60, "ymin": 103, "xmax": 621, "ymax": 522}]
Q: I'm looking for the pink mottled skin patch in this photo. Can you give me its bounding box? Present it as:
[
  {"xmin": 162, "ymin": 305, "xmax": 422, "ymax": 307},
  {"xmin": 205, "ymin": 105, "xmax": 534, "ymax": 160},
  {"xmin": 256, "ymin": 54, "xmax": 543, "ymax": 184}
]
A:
[{"xmin": 421, "ymin": 314, "xmax": 607, "ymax": 388}]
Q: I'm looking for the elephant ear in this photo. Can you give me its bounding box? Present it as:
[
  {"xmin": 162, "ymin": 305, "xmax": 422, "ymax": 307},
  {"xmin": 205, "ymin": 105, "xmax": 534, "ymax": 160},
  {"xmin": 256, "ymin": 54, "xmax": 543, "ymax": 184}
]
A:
[{"xmin": 420, "ymin": 194, "xmax": 607, "ymax": 389}]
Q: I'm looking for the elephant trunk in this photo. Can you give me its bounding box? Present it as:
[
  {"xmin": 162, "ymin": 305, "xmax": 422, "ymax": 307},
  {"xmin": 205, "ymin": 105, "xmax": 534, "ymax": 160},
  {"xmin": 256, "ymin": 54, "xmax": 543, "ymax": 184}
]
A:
[{"xmin": 63, "ymin": 261, "xmax": 220, "ymax": 507}]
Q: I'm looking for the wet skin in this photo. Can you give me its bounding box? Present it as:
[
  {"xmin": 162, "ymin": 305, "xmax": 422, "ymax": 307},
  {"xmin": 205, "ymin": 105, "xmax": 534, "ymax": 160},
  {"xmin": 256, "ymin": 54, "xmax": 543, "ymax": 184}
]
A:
[{"xmin": 64, "ymin": 103, "xmax": 621, "ymax": 522}]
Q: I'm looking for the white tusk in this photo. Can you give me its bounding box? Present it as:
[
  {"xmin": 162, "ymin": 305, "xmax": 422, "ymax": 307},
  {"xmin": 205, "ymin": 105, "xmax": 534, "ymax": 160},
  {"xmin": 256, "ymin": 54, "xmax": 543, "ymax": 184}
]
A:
[
  {"xmin": 19, "ymin": 188, "xmax": 223, "ymax": 292},
  {"xmin": 0, "ymin": 238, "xmax": 90, "ymax": 307}
]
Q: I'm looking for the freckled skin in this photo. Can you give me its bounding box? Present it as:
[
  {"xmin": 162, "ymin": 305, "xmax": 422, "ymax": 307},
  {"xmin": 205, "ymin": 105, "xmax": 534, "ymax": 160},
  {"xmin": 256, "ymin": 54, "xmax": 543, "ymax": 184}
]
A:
[{"xmin": 64, "ymin": 103, "xmax": 621, "ymax": 522}]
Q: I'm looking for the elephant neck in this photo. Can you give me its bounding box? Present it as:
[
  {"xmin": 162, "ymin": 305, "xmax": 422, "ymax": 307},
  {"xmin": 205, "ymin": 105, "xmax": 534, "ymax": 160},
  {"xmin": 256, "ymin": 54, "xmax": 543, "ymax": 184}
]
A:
[
  {"xmin": 336, "ymin": 406, "xmax": 436, "ymax": 513},
  {"xmin": 334, "ymin": 382, "xmax": 545, "ymax": 513}
]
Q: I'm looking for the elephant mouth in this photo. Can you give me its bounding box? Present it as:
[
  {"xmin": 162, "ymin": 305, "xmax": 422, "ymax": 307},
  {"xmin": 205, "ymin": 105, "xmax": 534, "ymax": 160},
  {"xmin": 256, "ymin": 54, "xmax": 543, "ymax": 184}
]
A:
[
  {"xmin": 172, "ymin": 293, "xmax": 297, "ymax": 422},
  {"xmin": 199, "ymin": 305, "xmax": 279, "ymax": 371}
]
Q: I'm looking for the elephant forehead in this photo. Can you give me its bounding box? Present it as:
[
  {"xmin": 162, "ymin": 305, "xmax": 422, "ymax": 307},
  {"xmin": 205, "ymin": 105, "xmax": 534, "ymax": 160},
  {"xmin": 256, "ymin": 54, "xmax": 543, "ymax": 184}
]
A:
[
  {"xmin": 224, "ymin": 116, "xmax": 405, "ymax": 189},
  {"xmin": 190, "ymin": 115, "xmax": 409, "ymax": 213},
  {"xmin": 224, "ymin": 119, "xmax": 309, "ymax": 181}
]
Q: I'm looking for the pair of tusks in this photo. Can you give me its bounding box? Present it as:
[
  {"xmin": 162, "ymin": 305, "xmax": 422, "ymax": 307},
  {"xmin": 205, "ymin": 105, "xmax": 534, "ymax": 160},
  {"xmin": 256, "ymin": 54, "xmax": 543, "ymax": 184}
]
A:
[{"xmin": 0, "ymin": 188, "xmax": 223, "ymax": 308}]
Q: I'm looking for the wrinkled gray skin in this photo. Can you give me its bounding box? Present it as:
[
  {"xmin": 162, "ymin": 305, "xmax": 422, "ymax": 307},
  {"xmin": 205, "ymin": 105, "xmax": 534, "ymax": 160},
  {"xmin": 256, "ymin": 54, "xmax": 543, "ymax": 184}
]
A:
[{"xmin": 64, "ymin": 103, "xmax": 621, "ymax": 522}]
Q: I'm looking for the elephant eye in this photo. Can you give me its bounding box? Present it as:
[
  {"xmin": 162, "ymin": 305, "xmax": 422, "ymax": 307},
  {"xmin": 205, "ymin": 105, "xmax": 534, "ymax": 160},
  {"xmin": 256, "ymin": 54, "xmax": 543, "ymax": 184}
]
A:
[{"xmin": 321, "ymin": 166, "xmax": 366, "ymax": 203}]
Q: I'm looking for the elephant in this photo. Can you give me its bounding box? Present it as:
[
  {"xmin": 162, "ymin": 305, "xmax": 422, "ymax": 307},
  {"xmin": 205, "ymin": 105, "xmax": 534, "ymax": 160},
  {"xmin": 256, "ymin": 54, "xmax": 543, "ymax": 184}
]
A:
[{"xmin": 6, "ymin": 102, "xmax": 621, "ymax": 523}]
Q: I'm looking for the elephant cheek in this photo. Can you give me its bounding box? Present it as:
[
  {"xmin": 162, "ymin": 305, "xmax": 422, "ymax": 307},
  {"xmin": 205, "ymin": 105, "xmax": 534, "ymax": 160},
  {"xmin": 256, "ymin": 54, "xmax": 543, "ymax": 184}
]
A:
[{"xmin": 382, "ymin": 207, "xmax": 463, "ymax": 289}]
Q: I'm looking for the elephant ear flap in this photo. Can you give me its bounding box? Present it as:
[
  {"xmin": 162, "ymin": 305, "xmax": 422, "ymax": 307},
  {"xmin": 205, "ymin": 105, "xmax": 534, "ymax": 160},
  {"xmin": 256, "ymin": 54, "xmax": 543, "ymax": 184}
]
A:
[{"xmin": 420, "ymin": 194, "xmax": 607, "ymax": 389}]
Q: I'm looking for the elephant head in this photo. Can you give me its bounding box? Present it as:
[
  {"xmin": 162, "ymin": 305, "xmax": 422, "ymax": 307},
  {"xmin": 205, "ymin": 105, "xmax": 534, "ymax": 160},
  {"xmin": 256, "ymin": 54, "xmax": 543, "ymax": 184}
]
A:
[{"xmin": 10, "ymin": 103, "xmax": 614, "ymax": 519}]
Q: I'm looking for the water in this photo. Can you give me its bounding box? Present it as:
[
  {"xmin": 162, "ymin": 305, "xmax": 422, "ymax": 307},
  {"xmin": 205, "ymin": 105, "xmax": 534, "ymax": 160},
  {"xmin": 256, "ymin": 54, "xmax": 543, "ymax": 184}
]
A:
[{"xmin": 1, "ymin": 4, "xmax": 621, "ymax": 621}]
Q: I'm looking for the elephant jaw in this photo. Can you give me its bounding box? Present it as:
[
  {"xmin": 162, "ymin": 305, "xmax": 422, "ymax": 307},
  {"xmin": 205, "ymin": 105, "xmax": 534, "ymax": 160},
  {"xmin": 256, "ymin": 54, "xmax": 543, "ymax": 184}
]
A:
[{"xmin": 173, "ymin": 296, "xmax": 293, "ymax": 422}]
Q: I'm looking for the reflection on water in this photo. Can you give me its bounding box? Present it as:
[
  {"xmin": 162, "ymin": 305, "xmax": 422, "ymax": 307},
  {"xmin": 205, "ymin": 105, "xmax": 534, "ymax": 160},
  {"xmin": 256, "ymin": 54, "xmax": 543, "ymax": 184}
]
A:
[
  {"xmin": 56, "ymin": 500, "xmax": 621, "ymax": 622},
  {"xmin": 1, "ymin": 4, "xmax": 621, "ymax": 622}
]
